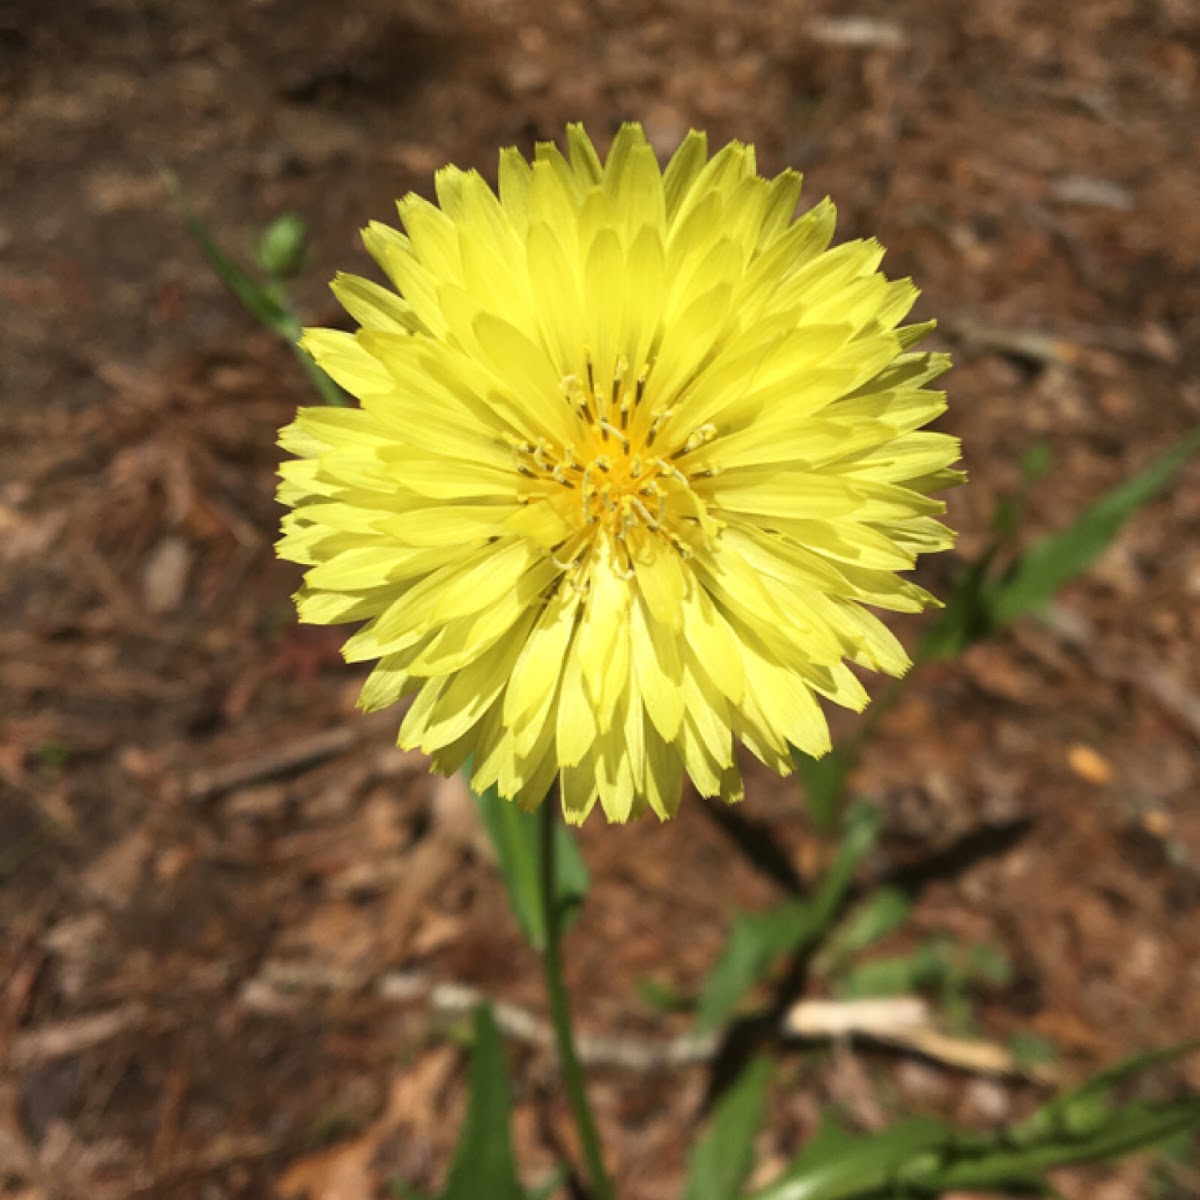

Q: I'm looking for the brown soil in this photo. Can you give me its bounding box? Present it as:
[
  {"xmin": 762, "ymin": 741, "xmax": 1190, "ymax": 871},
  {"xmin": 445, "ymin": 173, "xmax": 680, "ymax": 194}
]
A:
[{"xmin": 2, "ymin": 2, "xmax": 1199, "ymax": 1198}]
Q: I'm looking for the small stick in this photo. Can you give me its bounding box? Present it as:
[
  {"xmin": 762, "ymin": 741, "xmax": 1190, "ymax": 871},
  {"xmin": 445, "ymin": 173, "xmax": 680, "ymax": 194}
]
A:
[
  {"xmin": 378, "ymin": 973, "xmax": 1055, "ymax": 1081},
  {"xmin": 185, "ymin": 725, "xmax": 362, "ymax": 801},
  {"xmin": 10, "ymin": 1002, "xmax": 147, "ymax": 1070}
]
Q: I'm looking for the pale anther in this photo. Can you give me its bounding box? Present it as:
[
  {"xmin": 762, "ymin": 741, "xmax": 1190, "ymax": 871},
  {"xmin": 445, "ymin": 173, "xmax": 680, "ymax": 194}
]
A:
[
  {"xmin": 630, "ymin": 497, "xmax": 660, "ymax": 531},
  {"xmin": 598, "ymin": 421, "xmax": 630, "ymax": 452},
  {"xmin": 654, "ymin": 458, "xmax": 689, "ymax": 486},
  {"xmin": 646, "ymin": 406, "xmax": 674, "ymax": 446}
]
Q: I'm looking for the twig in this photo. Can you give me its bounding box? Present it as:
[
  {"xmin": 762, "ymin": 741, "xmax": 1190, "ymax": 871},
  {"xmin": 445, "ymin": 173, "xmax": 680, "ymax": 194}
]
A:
[
  {"xmin": 786, "ymin": 996, "xmax": 929, "ymax": 1039},
  {"xmin": 806, "ymin": 16, "xmax": 906, "ymax": 50},
  {"xmin": 378, "ymin": 973, "xmax": 1054, "ymax": 1081},
  {"xmin": 944, "ymin": 315, "xmax": 1178, "ymax": 367},
  {"xmin": 128, "ymin": 1133, "xmax": 283, "ymax": 1197},
  {"xmin": 421, "ymin": 979, "xmax": 717, "ymax": 1070},
  {"xmin": 9, "ymin": 1002, "xmax": 147, "ymax": 1070},
  {"xmin": 943, "ymin": 318, "xmax": 1081, "ymax": 368},
  {"xmin": 185, "ymin": 725, "xmax": 362, "ymax": 801},
  {"xmin": 783, "ymin": 1000, "xmax": 1058, "ymax": 1083}
]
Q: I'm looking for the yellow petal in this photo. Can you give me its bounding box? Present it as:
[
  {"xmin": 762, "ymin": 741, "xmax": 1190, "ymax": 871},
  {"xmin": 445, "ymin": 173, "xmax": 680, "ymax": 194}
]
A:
[
  {"xmin": 330, "ymin": 273, "xmax": 421, "ymax": 334},
  {"xmin": 505, "ymin": 585, "xmax": 582, "ymax": 728},
  {"xmin": 630, "ymin": 594, "xmax": 685, "ymax": 742},
  {"xmin": 298, "ymin": 329, "xmax": 396, "ymax": 396}
]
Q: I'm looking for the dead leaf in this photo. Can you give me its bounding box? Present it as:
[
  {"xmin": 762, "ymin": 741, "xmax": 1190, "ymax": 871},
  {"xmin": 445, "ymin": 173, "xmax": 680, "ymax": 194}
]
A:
[
  {"xmin": 83, "ymin": 826, "xmax": 153, "ymax": 907},
  {"xmin": 277, "ymin": 1048, "xmax": 457, "ymax": 1200}
]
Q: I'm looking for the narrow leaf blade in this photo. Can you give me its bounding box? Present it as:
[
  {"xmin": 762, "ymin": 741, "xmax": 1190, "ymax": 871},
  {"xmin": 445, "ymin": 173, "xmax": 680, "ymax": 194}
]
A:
[
  {"xmin": 820, "ymin": 887, "xmax": 913, "ymax": 970},
  {"xmin": 748, "ymin": 1116, "xmax": 951, "ymax": 1200},
  {"xmin": 1012, "ymin": 1039, "xmax": 1200, "ymax": 1144},
  {"xmin": 919, "ymin": 547, "xmax": 1002, "ymax": 661},
  {"xmin": 791, "ymin": 746, "xmax": 851, "ymax": 833},
  {"xmin": 696, "ymin": 806, "xmax": 879, "ymax": 1033},
  {"xmin": 683, "ymin": 1057, "xmax": 773, "ymax": 1200},
  {"xmin": 440, "ymin": 1006, "xmax": 525, "ymax": 1200},
  {"xmin": 938, "ymin": 1100, "xmax": 1200, "ymax": 1191},
  {"xmin": 991, "ymin": 429, "xmax": 1200, "ymax": 625},
  {"xmin": 749, "ymin": 1042, "xmax": 1200, "ymax": 1200},
  {"xmin": 163, "ymin": 170, "xmax": 293, "ymax": 333},
  {"xmin": 470, "ymin": 777, "xmax": 589, "ymax": 952}
]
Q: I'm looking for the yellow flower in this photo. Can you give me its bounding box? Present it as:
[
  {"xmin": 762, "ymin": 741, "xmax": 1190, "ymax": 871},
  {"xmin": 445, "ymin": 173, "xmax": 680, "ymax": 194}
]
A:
[{"xmin": 278, "ymin": 123, "xmax": 961, "ymax": 823}]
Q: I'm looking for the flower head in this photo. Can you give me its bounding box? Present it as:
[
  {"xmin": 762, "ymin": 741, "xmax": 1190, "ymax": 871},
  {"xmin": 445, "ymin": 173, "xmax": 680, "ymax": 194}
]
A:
[{"xmin": 278, "ymin": 123, "xmax": 961, "ymax": 823}]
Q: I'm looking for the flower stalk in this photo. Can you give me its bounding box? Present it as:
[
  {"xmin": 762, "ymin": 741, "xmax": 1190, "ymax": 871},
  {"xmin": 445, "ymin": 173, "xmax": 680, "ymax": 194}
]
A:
[{"xmin": 538, "ymin": 796, "xmax": 614, "ymax": 1200}]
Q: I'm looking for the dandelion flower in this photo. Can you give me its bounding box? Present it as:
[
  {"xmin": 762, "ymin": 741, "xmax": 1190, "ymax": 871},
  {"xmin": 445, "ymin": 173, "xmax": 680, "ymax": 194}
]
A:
[{"xmin": 278, "ymin": 123, "xmax": 962, "ymax": 823}]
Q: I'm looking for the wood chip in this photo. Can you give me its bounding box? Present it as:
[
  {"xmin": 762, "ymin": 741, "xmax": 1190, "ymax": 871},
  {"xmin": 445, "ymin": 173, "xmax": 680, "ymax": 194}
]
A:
[
  {"xmin": 140, "ymin": 536, "xmax": 192, "ymax": 615},
  {"xmin": 1067, "ymin": 743, "xmax": 1114, "ymax": 785}
]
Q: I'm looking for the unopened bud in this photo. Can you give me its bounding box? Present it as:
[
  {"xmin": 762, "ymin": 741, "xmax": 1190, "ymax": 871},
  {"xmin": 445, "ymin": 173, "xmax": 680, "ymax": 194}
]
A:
[{"xmin": 256, "ymin": 213, "xmax": 308, "ymax": 278}]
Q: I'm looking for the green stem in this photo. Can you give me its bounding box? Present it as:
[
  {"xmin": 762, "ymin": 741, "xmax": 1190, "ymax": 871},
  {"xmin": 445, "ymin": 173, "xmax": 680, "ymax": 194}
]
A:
[
  {"xmin": 538, "ymin": 798, "xmax": 614, "ymax": 1200},
  {"xmin": 267, "ymin": 282, "xmax": 350, "ymax": 408}
]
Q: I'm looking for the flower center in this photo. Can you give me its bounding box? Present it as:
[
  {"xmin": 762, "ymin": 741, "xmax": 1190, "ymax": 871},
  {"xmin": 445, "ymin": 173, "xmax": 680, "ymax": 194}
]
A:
[{"xmin": 509, "ymin": 354, "xmax": 723, "ymax": 581}]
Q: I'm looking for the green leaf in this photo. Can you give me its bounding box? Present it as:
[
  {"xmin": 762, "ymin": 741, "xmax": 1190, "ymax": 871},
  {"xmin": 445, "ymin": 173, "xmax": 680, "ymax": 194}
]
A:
[
  {"xmin": 991, "ymin": 428, "xmax": 1200, "ymax": 625},
  {"xmin": 791, "ymin": 745, "xmax": 852, "ymax": 833},
  {"xmin": 683, "ymin": 1057, "xmax": 773, "ymax": 1200},
  {"xmin": 389, "ymin": 1183, "xmax": 433, "ymax": 1200},
  {"xmin": 964, "ymin": 942, "xmax": 1013, "ymax": 987},
  {"xmin": 817, "ymin": 887, "xmax": 913, "ymax": 977},
  {"xmin": 1021, "ymin": 440, "xmax": 1054, "ymax": 483},
  {"xmin": 1010, "ymin": 1039, "xmax": 1200, "ymax": 1145},
  {"xmin": 837, "ymin": 937, "xmax": 1010, "ymax": 1004},
  {"xmin": 637, "ymin": 976, "xmax": 692, "ymax": 1014},
  {"xmin": 925, "ymin": 428, "xmax": 1198, "ymax": 662},
  {"xmin": 749, "ymin": 1115, "xmax": 951, "ymax": 1200},
  {"xmin": 1008, "ymin": 1031, "xmax": 1059, "ymax": 1069},
  {"xmin": 919, "ymin": 546, "xmax": 1002, "ymax": 662},
  {"xmin": 936, "ymin": 1099, "xmax": 1200, "ymax": 1191},
  {"xmin": 991, "ymin": 442, "xmax": 1054, "ymax": 541},
  {"xmin": 162, "ymin": 169, "xmax": 294, "ymax": 334},
  {"xmin": 697, "ymin": 805, "xmax": 879, "ymax": 1032},
  {"xmin": 748, "ymin": 1043, "xmax": 1200, "ymax": 1200},
  {"xmin": 440, "ymin": 1006, "xmax": 525, "ymax": 1200},
  {"xmin": 469, "ymin": 775, "xmax": 589, "ymax": 952},
  {"xmin": 837, "ymin": 940, "xmax": 953, "ymax": 1000},
  {"xmin": 696, "ymin": 896, "xmax": 814, "ymax": 1034}
]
